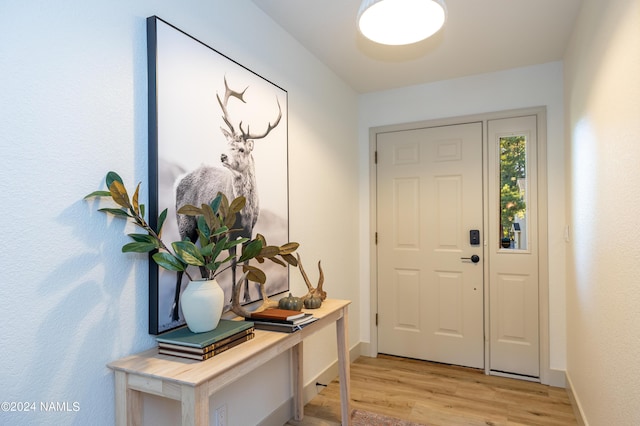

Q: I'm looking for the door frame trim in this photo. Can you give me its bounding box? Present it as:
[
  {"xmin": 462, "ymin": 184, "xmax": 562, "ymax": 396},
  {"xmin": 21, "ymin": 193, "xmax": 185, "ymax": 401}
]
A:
[{"xmin": 368, "ymin": 106, "xmax": 550, "ymax": 384}]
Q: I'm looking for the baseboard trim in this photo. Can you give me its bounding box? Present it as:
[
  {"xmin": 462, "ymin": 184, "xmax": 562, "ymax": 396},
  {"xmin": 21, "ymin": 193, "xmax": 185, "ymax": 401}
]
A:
[
  {"xmin": 359, "ymin": 341, "xmax": 373, "ymax": 357},
  {"xmin": 548, "ymin": 368, "xmax": 566, "ymax": 388},
  {"xmin": 565, "ymin": 371, "xmax": 587, "ymax": 426},
  {"xmin": 258, "ymin": 341, "xmax": 362, "ymax": 426},
  {"xmin": 257, "ymin": 399, "xmax": 292, "ymax": 426},
  {"xmin": 302, "ymin": 341, "xmax": 361, "ymax": 404}
]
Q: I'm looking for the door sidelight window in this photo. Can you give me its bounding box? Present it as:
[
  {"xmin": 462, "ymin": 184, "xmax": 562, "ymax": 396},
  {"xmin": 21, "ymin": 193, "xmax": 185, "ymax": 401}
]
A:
[{"xmin": 499, "ymin": 135, "xmax": 527, "ymax": 250}]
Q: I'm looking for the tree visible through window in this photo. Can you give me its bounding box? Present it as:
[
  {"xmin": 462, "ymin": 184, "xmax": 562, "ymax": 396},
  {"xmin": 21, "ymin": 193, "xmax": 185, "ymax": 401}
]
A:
[{"xmin": 500, "ymin": 136, "xmax": 527, "ymax": 249}]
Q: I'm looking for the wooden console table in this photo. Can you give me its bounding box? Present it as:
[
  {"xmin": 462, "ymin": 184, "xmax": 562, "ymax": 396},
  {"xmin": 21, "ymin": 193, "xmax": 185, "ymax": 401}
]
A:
[{"xmin": 108, "ymin": 299, "xmax": 351, "ymax": 426}]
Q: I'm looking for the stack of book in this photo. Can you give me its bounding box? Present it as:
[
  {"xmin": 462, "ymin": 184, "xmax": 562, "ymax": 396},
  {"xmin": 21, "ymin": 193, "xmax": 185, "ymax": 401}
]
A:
[
  {"xmin": 156, "ymin": 319, "xmax": 255, "ymax": 361},
  {"xmin": 248, "ymin": 308, "xmax": 317, "ymax": 333}
]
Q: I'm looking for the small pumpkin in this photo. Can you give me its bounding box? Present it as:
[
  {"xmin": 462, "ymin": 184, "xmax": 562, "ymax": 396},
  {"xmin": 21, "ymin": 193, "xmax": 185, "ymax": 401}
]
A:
[
  {"xmin": 279, "ymin": 293, "xmax": 303, "ymax": 311},
  {"xmin": 303, "ymin": 294, "xmax": 323, "ymax": 309}
]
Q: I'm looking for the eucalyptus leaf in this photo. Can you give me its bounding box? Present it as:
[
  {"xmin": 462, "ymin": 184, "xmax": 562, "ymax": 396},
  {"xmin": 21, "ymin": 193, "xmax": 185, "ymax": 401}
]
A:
[
  {"xmin": 84, "ymin": 190, "xmax": 111, "ymax": 199},
  {"xmin": 197, "ymin": 216, "xmax": 211, "ymax": 241},
  {"xmin": 224, "ymin": 211, "xmax": 237, "ymax": 229},
  {"xmin": 109, "ymin": 180, "xmax": 131, "ymax": 209},
  {"xmin": 157, "ymin": 208, "xmax": 167, "ymax": 236},
  {"xmin": 106, "ymin": 171, "xmax": 123, "ymax": 188},
  {"xmin": 217, "ymin": 254, "xmax": 235, "ymax": 265},
  {"xmin": 229, "ymin": 196, "xmax": 246, "ymax": 214},
  {"xmin": 226, "ymin": 237, "xmax": 249, "ymax": 249},
  {"xmin": 172, "ymin": 241, "xmax": 205, "ymax": 266},
  {"xmin": 205, "ymin": 260, "xmax": 223, "ymax": 271},
  {"xmin": 268, "ymin": 256, "xmax": 286, "ymax": 267},
  {"xmin": 98, "ymin": 207, "xmax": 132, "ymax": 218},
  {"xmin": 177, "ymin": 204, "xmax": 203, "ymax": 216},
  {"xmin": 132, "ymin": 182, "xmax": 141, "ymax": 215},
  {"xmin": 197, "ymin": 230, "xmax": 209, "ymax": 247},
  {"xmin": 152, "ymin": 252, "xmax": 186, "ymax": 271},
  {"xmin": 209, "ymin": 193, "xmax": 222, "ymax": 214},
  {"xmin": 212, "ymin": 225, "xmax": 229, "ymax": 237},
  {"xmin": 201, "ymin": 204, "xmax": 216, "ymax": 232},
  {"xmin": 122, "ymin": 242, "xmax": 157, "ymax": 253},
  {"xmin": 239, "ymin": 239, "xmax": 263, "ymax": 262},
  {"xmin": 279, "ymin": 242, "xmax": 300, "ymax": 255},
  {"xmin": 218, "ymin": 193, "xmax": 230, "ymax": 217},
  {"xmin": 243, "ymin": 264, "xmax": 266, "ymax": 284},
  {"xmin": 211, "ymin": 239, "xmax": 227, "ymax": 262},
  {"xmin": 259, "ymin": 245, "xmax": 280, "ymax": 258},
  {"xmin": 207, "ymin": 253, "xmax": 234, "ymax": 270},
  {"xmin": 281, "ymin": 253, "xmax": 298, "ymax": 266},
  {"xmin": 200, "ymin": 242, "xmax": 214, "ymax": 257},
  {"xmin": 127, "ymin": 233, "xmax": 157, "ymax": 244}
]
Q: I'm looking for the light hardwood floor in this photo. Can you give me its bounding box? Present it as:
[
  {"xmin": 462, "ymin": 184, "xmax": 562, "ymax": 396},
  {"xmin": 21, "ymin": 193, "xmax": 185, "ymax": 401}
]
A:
[{"xmin": 287, "ymin": 355, "xmax": 577, "ymax": 426}]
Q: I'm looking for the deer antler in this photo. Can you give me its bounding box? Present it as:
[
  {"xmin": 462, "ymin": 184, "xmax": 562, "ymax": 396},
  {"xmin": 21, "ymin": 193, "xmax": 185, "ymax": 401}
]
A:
[
  {"xmin": 297, "ymin": 253, "xmax": 326, "ymax": 302},
  {"xmin": 216, "ymin": 76, "xmax": 248, "ymax": 136},
  {"xmin": 230, "ymin": 271, "xmax": 278, "ymax": 318},
  {"xmin": 216, "ymin": 76, "xmax": 282, "ymax": 141},
  {"xmin": 239, "ymin": 98, "xmax": 282, "ymax": 140}
]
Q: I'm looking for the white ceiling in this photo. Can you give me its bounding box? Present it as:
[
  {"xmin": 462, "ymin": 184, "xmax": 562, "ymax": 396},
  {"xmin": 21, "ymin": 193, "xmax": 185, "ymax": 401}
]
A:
[{"xmin": 252, "ymin": 0, "xmax": 583, "ymax": 93}]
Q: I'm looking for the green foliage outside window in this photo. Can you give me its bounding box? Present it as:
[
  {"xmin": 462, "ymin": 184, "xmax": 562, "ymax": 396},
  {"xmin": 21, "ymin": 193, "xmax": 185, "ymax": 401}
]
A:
[{"xmin": 500, "ymin": 136, "xmax": 527, "ymax": 239}]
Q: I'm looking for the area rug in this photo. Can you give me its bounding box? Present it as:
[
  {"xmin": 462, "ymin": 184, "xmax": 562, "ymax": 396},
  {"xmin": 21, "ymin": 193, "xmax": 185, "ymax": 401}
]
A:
[{"xmin": 351, "ymin": 409, "xmax": 427, "ymax": 426}]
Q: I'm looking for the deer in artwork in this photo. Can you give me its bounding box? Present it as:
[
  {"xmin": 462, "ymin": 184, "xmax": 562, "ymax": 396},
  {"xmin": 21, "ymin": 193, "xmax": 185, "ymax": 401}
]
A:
[{"xmin": 170, "ymin": 77, "xmax": 282, "ymax": 321}]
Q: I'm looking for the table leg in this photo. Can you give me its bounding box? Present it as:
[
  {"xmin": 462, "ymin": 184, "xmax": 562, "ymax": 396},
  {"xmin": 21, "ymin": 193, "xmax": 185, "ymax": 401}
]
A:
[
  {"xmin": 181, "ymin": 384, "xmax": 209, "ymax": 426},
  {"xmin": 292, "ymin": 342, "xmax": 304, "ymax": 420},
  {"xmin": 337, "ymin": 308, "xmax": 351, "ymax": 425},
  {"xmin": 114, "ymin": 371, "xmax": 142, "ymax": 426}
]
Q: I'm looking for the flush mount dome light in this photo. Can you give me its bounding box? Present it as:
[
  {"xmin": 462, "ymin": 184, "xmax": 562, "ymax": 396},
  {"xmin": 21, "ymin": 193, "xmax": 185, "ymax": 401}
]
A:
[{"xmin": 357, "ymin": 0, "xmax": 447, "ymax": 45}]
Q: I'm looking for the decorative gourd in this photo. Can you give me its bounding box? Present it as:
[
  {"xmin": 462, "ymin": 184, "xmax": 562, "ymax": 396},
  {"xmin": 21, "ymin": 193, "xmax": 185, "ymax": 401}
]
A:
[
  {"xmin": 278, "ymin": 293, "xmax": 303, "ymax": 311},
  {"xmin": 303, "ymin": 294, "xmax": 323, "ymax": 309}
]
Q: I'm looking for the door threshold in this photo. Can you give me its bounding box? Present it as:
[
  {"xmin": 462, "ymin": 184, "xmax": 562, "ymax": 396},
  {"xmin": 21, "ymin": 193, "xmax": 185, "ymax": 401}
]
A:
[{"xmin": 490, "ymin": 369, "xmax": 541, "ymax": 383}]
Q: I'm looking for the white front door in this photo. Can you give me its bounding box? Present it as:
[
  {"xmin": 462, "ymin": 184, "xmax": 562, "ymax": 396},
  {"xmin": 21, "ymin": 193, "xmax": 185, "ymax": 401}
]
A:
[{"xmin": 376, "ymin": 122, "xmax": 484, "ymax": 369}]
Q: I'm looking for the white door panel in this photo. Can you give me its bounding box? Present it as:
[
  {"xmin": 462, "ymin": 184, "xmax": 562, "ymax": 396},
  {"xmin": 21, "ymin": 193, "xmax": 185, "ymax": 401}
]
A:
[{"xmin": 488, "ymin": 115, "xmax": 539, "ymax": 377}]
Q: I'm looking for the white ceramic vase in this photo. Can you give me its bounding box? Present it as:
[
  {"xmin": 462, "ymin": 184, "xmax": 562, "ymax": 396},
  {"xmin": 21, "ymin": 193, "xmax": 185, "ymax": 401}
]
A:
[{"xmin": 180, "ymin": 279, "xmax": 224, "ymax": 333}]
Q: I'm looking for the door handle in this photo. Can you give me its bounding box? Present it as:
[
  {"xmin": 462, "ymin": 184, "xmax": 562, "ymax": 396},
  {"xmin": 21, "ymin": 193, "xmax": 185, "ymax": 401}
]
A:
[{"xmin": 460, "ymin": 254, "xmax": 480, "ymax": 263}]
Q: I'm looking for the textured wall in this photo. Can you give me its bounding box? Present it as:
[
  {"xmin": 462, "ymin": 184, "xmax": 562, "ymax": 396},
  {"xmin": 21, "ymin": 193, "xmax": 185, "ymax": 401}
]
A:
[
  {"xmin": 0, "ymin": 1, "xmax": 359, "ymax": 425},
  {"xmin": 564, "ymin": 0, "xmax": 640, "ymax": 423}
]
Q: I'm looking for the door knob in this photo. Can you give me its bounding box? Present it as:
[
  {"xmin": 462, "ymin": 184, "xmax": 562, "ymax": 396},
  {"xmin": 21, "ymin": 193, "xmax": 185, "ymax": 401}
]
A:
[{"xmin": 460, "ymin": 254, "xmax": 480, "ymax": 263}]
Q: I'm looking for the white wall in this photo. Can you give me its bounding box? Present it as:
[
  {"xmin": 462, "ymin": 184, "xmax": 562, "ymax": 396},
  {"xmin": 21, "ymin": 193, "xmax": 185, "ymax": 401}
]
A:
[
  {"xmin": 0, "ymin": 1, "xmax": 359, "ymax": 425},
  {"xmin": 564, "ymin": 0, "xmax": 640, "ymax": 423},
  {"xmin": 357, "ymin": 62, "xmax": 567, "ymax": 372}
]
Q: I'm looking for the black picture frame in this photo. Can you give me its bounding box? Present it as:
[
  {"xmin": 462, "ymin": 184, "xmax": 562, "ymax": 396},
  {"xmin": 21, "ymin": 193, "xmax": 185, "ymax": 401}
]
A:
[{"xmin": 147, "ymin": 16, "xmax": 289, "ymax": 334}]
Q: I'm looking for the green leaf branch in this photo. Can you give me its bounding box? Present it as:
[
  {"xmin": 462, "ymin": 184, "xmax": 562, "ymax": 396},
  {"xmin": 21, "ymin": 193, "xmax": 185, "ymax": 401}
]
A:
[{"xmin": 85, "ymin": 171, "xmax": 299, "ymax": 284}]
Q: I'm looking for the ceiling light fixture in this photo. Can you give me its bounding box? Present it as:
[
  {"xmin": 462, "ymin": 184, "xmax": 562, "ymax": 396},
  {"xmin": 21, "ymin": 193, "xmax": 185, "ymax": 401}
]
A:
[{"xmin": 357, "ymin": 0, "xmax": 447, "ymax": 45}]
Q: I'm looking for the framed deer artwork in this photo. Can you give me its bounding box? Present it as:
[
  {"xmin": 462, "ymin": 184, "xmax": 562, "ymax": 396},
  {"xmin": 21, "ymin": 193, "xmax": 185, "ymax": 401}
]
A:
[{"xmin": 146, "ymin": 16, "xmax": 289, "ymax": 334}]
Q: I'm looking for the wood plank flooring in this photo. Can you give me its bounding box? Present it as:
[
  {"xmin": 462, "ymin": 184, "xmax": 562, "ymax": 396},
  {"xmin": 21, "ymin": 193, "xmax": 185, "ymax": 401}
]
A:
[{"xmin": 287, "ymin": 355, "xmax": 577, "ymax": 426}]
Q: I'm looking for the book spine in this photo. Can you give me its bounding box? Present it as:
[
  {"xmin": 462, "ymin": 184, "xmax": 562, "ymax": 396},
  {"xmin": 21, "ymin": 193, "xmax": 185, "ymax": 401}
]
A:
[
  {"xmin": 250, "ymin": 309, "xmax": 305, "ymax": 321},
  {"xmin": 247, "ymin": 314, "xmax": 313, "ymax": 325},
  {"xmin": 248, "ymin": 317, "xmax": 296, "ymax": 324},
  {"xmin": 158, "ymin": 328, "xmax": 254, "ymax": 353},
  {"xmin": 155, "ymin": 321, "xmax": 255, "ymax": 348},
  {"xmin": 251, "ymin": 318, "xmax": 318, "ymax": 333},
  {"xmin": 252, "ymin": 322, "xmax": 300, "ymax": 333},
  {"xmin": 159, "ymin": 333, "xmax": 255, "ymax": 360},
  {"xmin": 208, "ymin": 332, "xmax": 254, "ymax": 357}
]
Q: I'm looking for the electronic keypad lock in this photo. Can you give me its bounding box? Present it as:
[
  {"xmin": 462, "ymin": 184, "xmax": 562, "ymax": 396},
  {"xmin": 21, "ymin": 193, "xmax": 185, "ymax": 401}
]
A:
[{"xmin": 469, "ymin": 229, "xmax": 480, "ymax": 245}]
